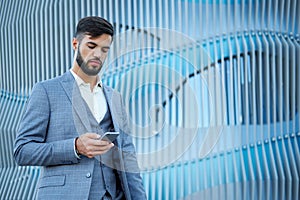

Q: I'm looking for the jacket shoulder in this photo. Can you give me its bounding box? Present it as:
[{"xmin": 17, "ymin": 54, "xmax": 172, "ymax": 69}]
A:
[{"xmin": 33, "ymin": 72, "xmax": 70, "ymax": 88}]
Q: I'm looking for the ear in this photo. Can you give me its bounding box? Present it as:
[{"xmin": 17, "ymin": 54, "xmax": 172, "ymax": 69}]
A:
[{"xmin": 72, "ymin": 38, "xmax": 79, "ymax": 50}]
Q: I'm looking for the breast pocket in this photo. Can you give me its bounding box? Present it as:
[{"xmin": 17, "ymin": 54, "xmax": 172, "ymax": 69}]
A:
[{"xmin": 38, "ymin": 175, "xmax": 66, "ymax": 188}]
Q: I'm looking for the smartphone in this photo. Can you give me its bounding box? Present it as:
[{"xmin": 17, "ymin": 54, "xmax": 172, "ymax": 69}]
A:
[{"xmin": 100, "ymin": 131, "xmax": 119, "ymax": 142}]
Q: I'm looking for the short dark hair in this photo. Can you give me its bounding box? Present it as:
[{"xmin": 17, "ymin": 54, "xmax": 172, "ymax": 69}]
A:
[{"xmin": 74, "ymin": 16, "xmax": 114, "ymax": 40}]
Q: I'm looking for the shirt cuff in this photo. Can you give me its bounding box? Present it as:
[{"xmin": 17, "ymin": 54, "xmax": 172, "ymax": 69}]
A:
[{"xmin": 74, "ymin": 138, "xmax": 81, "ymax": 159}]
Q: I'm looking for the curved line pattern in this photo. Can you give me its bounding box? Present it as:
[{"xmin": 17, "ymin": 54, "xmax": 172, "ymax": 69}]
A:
[{"xmin": 0, "ymin": 0, "xmax": 299, "ymax": 199}]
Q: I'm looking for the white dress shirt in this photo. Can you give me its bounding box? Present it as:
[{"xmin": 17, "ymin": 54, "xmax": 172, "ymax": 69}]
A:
[
  {"xmin": 70, "ymin": 70, "xmax": 108, "ymax": 159},
  {"xmin": 70, "ymin": 70, "xmax": 107, "ymax": 123}
]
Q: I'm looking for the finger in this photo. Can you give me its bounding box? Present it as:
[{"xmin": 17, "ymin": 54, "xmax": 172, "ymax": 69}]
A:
[
  {"xmin": 86, "ymin": 142, "xmax": 114, "ymax": 152},
  {"xmin": 98, "ymin": 140, "xmax": 113, "ymax": 146},
  {"xmin": 84, "ymin": 133, "xmax": 101, "ymax": 139},
  {"xmin": 92, "ymin": 146, "xmax": 114, "ymax": 156},
  {"xmin": 94, "ymin": 142, "xmax": 114, "ymax": 150},
  {"xmin": 86, "ymin": 143, "xmax": 114, "ymax": 157},
  {"xmin": 90, "ymin": 139, "xmax": 112, "ymax": 147},
  {"xmin": 78, "ymin": 134, "xmax": 100, "ymax": 146}
]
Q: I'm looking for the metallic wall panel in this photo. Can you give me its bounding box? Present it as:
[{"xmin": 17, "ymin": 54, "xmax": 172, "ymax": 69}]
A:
[{"xmin": 0, "ymin": 0, "xmax": 299, "ymax": 199}]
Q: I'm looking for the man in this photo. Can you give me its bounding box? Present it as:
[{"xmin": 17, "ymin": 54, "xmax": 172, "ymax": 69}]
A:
[{"xmin": 14, "ymin": 16, "xmax": 147, "ymax": 200}]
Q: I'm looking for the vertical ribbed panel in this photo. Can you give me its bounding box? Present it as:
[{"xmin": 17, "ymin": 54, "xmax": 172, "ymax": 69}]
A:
[{"xmin": 0, "ymin": 0, "xmax": 299, "ymax": 199}]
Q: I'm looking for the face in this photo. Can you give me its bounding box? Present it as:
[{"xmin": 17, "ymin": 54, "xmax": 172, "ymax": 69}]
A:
[{"xmin": 75, "ymin": 34, "xmax": 112, "ymax": 76}]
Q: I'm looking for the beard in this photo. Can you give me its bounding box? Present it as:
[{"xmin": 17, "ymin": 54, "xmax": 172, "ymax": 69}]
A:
[{"xmin": 76, "ymin": 46, "xmax": 103, "ymax": 76}]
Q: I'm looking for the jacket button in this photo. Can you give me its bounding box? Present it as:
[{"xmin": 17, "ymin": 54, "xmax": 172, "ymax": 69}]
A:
[{"xmin": 86, "ymin": 172, "xmax": 91, "ymax": 178}]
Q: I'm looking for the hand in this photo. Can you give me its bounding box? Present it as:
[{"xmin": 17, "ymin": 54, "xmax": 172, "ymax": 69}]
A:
[{"xmin": 75, "ymin": 133, "xmax": 114, "ymax": 158}]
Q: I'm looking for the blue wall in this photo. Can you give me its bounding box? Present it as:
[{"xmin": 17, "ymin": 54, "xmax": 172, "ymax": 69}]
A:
[{"xmin": 0, "ymin": 0, "xmax": 299, "ymax": 199}]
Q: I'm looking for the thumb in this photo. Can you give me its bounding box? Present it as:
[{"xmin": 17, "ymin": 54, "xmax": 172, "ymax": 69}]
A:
[{"xmin": 84, "ymin": 132, "xmax": 101, "ymax": 139}]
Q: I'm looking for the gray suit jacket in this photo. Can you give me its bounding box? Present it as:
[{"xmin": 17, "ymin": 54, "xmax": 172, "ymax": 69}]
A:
[{"xmin": 14, "ymin": 71, "xmax": 147, "ymax": 200}]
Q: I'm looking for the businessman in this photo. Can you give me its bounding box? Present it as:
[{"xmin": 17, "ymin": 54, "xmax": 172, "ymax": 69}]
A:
[{"xmin": 14, "ymin": 16, "xmax": 147, "ymax": 200}]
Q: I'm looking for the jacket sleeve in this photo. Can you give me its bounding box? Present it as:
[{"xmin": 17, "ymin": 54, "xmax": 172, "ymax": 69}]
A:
[{"xmin": 13, "ymin": 82, "xmax": 79, "ymax": 166}]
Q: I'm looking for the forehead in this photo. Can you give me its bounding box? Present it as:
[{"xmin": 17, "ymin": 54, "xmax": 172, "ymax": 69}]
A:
[{"xmin": 81, "ymin": 34, "xmax": 113, "ymax": 46}]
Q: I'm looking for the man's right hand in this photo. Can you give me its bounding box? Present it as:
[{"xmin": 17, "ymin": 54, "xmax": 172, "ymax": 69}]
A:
[{"xmin": 75, "ymin": 133, "xmax": 114, "ymax": 158}]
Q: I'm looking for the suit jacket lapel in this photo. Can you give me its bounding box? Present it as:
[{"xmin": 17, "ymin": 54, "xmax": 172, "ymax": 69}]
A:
[
  {"xmin": 60, "ymin": 71, "xmax": 92, "ymax": 134},
  {"xmin": 102, "ymin": 85, "xmax": 124, "ymax": 134}
]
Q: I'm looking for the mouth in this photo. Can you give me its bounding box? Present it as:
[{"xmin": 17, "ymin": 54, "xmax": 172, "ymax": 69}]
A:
[{"xmin": 88, "ymin": 59, "xmax": 101, "ymax": 66}]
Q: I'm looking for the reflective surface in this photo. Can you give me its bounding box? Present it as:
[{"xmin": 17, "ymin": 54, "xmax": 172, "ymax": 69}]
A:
[{"xmin": 0, "ymin": 0, "xmax": 299, "ymax": 199}]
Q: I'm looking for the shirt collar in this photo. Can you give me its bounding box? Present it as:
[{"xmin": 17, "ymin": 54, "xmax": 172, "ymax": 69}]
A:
[{"xmin": 70, "ymin": 69, "xmax": 102, "ymax": 88}]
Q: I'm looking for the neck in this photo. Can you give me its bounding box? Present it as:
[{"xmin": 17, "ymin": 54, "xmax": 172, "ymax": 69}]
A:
[{"xmin": 72, "ymin": 65, "xmax": 98, "ymax": 89}]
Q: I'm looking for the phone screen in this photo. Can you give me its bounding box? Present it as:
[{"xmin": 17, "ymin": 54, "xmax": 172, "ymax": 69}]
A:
[{"xmin": 100, "ymin": 131, "xmax": 119, "ymax": 142}]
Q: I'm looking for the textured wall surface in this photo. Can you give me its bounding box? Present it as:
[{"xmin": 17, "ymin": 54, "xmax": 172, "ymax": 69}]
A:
[{"xmin": 0, "ymin": 0, "xmax": 299, "ymax": 199}]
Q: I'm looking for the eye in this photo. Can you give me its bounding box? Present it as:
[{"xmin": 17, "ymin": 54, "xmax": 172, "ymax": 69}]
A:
[
  {"xmin": 88, "ymin": 45, "xmax": 96, "ymax": 49},
  {"xmin": 102, "ymin": 48, "xmax": 109, "ymax": 53}
]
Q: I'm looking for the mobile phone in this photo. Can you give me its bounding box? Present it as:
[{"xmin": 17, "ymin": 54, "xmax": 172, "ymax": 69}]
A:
[{"xmin": 100, "ymin": 131, "xmax": 119, "ymax": 142}]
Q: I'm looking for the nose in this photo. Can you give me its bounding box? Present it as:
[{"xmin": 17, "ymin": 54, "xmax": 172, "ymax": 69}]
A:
[{"xmin": 94, "ymin": 48, "xmax": 102, "ymax": 59}]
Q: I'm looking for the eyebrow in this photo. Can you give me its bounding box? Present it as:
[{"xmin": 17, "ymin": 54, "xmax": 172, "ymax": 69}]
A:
[
  {"xmin": 86, "ymin": 41, "xmax": 110, "ymax": 49},
  {"xmin": 87, "ymin": 42, "xmax": 97, "ymax": 46}
]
